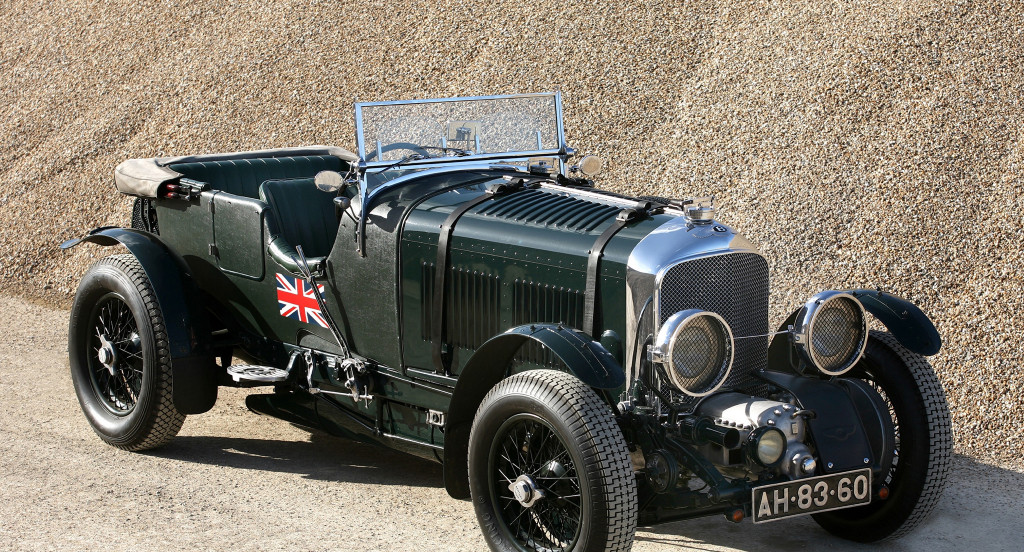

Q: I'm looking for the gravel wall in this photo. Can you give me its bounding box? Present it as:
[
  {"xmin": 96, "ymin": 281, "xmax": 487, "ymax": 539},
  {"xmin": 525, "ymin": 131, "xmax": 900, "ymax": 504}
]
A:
[{"xmin": 1, "ymin": 0, "xmax": 1020, "ymax": 465}]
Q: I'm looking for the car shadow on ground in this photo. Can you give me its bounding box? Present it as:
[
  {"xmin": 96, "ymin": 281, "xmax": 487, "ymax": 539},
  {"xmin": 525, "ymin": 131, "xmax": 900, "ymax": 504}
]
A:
[
  {"xmin": 631, "ymin": 454, "xmax": 1024, "ymax": 552},
  {"xmin": 146, "ymin": 430, "xmax": 1024, "ymax": 552},
  {"xmin": 147, "ymin": 428, "xmax": 445, "ymax": 488}
]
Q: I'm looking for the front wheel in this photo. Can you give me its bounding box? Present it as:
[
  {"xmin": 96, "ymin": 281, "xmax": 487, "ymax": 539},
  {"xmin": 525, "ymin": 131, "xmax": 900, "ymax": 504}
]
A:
[
  {"xmin": 468, "ymin": 370, "xmax": 637, "ymax": 552},
  {"xmin": 813, "ymin": 331, "xmax": 952, "ymax": 541},
  {"xmin": 68, "ymin": 254, "xmax": 185, "ymax": 450}
]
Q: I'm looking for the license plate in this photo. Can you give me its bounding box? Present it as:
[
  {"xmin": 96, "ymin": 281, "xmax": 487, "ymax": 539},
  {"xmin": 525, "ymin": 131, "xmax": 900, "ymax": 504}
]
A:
[{"xmin": 752, "ymin": 468, "xmax": 872, "ymax": 523}]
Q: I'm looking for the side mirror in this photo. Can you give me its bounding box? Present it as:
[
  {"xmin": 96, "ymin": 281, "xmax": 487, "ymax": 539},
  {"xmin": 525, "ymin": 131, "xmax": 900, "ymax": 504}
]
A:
[
  {"xmin": 315, "ymin": 170, "xmax": 346, "ymax": 193},
  {"xmin": 578, "ymin": 156, "xmax": 604, "ymax": 177}
]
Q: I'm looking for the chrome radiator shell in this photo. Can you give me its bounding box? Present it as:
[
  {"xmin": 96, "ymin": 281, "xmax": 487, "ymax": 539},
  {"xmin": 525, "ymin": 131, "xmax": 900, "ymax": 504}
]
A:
[{"xmin": 625, "ymin": 217, "xmax": 769, "ymax": 407}]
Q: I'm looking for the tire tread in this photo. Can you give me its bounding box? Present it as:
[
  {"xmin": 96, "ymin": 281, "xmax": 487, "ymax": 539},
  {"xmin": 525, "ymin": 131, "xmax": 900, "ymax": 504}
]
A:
[
  {"xmin": 471, "ymin": 370, "xmax": 637, "ymax": 552},
  {"xmin": 79, "ymin": 255, "xmax": 185, "ymax": 451},
  {"xmin": 871, "ymin": 330, "xmax": 951, "ymax": 539}
]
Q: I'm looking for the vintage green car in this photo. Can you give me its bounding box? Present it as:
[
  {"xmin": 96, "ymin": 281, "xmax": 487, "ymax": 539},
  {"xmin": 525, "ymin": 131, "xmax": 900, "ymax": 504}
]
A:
[{"xmin": 63, "ymin": 93, "xmax": 950, "ymax": 551}]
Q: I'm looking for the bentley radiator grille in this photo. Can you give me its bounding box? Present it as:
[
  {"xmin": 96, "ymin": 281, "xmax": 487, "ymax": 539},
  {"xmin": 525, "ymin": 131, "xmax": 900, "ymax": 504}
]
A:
[{"xmin": 658, "ymin": 253, "xmax": 770, "ymax": 406}]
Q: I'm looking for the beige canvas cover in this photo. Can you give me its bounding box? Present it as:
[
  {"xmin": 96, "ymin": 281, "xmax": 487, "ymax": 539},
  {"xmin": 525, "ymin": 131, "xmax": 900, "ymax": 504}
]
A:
[{"xmin": 113, "ymin": 145, "xmax": 359, "ymax": 197}]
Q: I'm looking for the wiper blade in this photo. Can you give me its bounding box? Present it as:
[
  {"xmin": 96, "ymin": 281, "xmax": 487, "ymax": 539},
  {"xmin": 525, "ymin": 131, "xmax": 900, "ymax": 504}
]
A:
[
  {"xmin": 423, "ymin": 145, "xmax": 473, "ymax": 157},
  {"xmin": 370, "ymin": 145, "xmax": 473, "ymax": 173},
  {"xmin": 375, "ymin": 153, "xmax": 421, "ymax": 173}
]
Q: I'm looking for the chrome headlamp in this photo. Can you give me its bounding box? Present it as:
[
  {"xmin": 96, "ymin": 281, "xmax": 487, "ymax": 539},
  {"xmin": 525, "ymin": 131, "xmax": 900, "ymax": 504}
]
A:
[
  {"xmin": 746, "ymin": 426, "xmax": 787, "ymax": 467},
  {"xmin": 793, "ymin": 291, "xmax": 868, "ymax": 376},
  {"xmin": 650, "ymin": 310, "xmax": 733, "ymax": 397}
]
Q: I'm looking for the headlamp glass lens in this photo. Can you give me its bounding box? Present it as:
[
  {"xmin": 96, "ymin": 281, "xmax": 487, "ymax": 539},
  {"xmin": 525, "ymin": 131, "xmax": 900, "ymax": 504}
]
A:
[
  {"xmin": 663, "ymin": 311, "xmax": 733, "ymax": 396},
  {"xmin": 806, "ymin": 295, "xmax": 867, "ymax": 375},
  {"xmin": 756, "ymin": 429, "xmax": 786, "ymax": 466}
]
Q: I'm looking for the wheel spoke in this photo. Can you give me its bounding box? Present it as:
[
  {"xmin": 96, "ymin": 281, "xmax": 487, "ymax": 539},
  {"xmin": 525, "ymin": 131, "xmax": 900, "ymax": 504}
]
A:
[
  {"xmin": 490, "ymin": 415, "xmax": 582, "ymax": 551},
  {"xmin": 500, "ymin": 446, "xmax": 522, "ymax": 474},
  {"xmin": 532, "ymin": 448, "xmax": 572, "ymax": 477},
  {"xmin": 508, "ymin": 506, "xmax": 530, "ymax": 533},
  {"xmin": 87, "ymin": 295, "xmax": 142, "ymax": 414}
]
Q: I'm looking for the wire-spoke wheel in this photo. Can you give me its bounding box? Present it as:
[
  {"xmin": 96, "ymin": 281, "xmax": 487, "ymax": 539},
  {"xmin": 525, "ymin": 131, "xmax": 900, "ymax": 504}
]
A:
[
  {"xmin": 491, "ymin": 414, "xmax": 583, "ymax": 550},
  {"xmin": 69, "ymin": 255, "xmax": 185, "ymax": 450},
  {"xmin": 87, "ymin": 294, "xmax": 144, "ymax": 414},
  {"xmin": 469, "ymin": 370, "xmax": 636, "ymax": 552},
  {"xmin": 813, "ymin": 331, "xmax": 951, "ymax": 541}
]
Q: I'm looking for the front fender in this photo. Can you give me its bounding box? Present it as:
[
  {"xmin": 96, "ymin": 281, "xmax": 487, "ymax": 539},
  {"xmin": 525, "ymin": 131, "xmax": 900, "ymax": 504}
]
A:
[
  {"xmin": 767, "ymin": 289, "xmax": 940, "ymax": 368},
  {"xmin": 441, "ymin": 324, "xmax": 625, "ymax": 499},
  {"xmin": 62, "ymin": 227, "xmax": 217, "ymax": 414},
  {"xmin": 845, "ymin": 289, "xmax": 941, "ymax": 356}
]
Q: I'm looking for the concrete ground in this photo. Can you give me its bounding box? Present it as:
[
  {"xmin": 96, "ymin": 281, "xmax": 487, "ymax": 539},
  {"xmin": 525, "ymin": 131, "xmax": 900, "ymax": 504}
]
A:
[{"xmin": 1, "ymin": 294, "xmax": 1020, "ymax": 552}]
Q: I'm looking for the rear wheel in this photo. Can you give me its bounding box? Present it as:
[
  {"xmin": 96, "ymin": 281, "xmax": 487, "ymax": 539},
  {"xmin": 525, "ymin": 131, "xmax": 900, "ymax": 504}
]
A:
[
  {"xmin": 69, "ymin": 254, "xmax": 185, "ymax": 450},
  {"xmin": 813, "ymin": 331, "xmax": 951, "ymax": 541},
  {"xmin": 468, "ymin": 370, "xmax": 636, "ymax": 552}
]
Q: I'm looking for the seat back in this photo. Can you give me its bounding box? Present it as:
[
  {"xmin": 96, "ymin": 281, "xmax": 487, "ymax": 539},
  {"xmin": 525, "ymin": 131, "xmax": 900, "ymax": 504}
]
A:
[
  {"xmin": 169, "ymin": 155, "xmax": 344, "ymax": 198},
  {"xmin": 259, "ymin": 178, "xmax": 339, "ymax": 259}
]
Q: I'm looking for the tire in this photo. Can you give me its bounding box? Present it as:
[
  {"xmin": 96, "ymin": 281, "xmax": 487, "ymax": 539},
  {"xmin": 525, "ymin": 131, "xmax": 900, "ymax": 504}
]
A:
[
  {"xmin": 69, "ymin": 254, "xmax": 185, "ymax": 450},
  {"xmin": 812, "ymin": 330, "xmax": 951, "ymax": 541},
  {"xmin": 468, "ymin": 370, "xmax": 637, "ymax": 552}
]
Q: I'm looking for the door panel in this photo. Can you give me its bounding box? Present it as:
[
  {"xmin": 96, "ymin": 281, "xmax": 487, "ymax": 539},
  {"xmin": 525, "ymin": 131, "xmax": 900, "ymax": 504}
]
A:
[{"xmin": 213, "ymin": 193, "xmax": 266, "ymax": 279}]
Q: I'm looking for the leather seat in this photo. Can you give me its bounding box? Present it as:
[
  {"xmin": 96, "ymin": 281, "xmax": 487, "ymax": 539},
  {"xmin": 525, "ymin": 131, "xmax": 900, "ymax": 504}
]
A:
[
  {"xmin": 169, "ymin": 155, "xmax": 344, "ymax": 198},
  {"xmin": 259, "ymin": 178, "xmax": 339, "ymax": 275}
]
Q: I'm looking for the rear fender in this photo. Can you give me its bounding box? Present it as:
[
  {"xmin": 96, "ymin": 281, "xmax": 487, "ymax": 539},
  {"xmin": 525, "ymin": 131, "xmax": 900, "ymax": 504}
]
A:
[
  {"xmin": 441, "ymin": 324, "xmax": 625, "ymax": 499},
  {"xmin": 62, "ymin": 227, "xmax": 218, "ymax": 414}
]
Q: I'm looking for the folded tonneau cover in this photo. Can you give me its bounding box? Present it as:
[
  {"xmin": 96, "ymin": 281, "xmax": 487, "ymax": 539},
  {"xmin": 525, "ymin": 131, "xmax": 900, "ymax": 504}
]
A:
[{"xmin": 113, "ymin": 145, "xmax": 358, "ymax": 197}]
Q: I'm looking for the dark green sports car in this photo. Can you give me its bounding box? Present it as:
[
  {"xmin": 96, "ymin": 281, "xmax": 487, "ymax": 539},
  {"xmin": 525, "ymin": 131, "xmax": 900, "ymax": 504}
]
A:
[{"xmin": 63, "ymin": 93, "xmax": 950, "ymax": 551}]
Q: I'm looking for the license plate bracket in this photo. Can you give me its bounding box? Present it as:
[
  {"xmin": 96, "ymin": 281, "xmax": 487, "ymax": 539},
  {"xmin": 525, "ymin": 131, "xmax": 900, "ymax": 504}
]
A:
[{"xmin": 752, "ymin": 468, "xmax": 872, "ymax": 523}]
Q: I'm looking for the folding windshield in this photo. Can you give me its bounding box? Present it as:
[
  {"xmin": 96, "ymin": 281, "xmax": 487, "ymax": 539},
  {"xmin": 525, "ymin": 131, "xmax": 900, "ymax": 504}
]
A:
[{"xmin": 355, "ymin": 93, "xmax": 567, "ymax": 169}]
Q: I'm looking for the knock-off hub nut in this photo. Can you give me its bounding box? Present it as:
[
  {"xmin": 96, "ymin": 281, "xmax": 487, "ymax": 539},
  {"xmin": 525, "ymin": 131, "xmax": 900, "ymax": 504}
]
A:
[{"xmin": 508, "ymin": 475, "xmax": 545, "ymax": 508}]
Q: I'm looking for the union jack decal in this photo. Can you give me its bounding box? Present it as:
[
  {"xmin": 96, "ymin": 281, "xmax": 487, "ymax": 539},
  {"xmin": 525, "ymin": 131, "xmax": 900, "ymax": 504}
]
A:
[{"xmin": 275, "ymin": 273, "xmax": 328, "ymax": 328}]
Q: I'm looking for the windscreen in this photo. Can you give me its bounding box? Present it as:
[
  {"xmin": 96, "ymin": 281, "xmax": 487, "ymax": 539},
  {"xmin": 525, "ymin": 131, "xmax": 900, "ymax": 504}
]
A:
[{"xmin": 356, "ymin": 94, "xmax": 562, "ymax": 166}]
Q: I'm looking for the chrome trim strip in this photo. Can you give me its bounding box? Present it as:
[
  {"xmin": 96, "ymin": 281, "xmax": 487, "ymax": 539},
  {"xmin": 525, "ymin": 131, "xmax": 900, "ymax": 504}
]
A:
[
  {"xmin": 382, "ymin": 431, "xmax": 445, "ymax": 450},
  {"xmin": 355, "ymin": 92, "xmax": 560, "ymax": 108},
  {"xmin": 363, "ymin": 149, "xmax": 565, "ymax": 169},
  {"xmin": 536, "ymin": 182, "xmax": 646, "ymax": 209}
]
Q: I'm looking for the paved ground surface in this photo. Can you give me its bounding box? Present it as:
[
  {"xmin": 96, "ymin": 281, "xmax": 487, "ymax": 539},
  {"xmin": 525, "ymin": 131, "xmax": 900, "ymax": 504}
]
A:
[{"xmin": 2, "ymin": 293, "xmax": 1021, "ymax": 552}]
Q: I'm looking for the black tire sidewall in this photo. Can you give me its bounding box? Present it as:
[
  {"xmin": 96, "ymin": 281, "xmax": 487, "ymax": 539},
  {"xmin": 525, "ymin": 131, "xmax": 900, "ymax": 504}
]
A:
[
  {"xmin": 812, "ymin": 335, "xmax": 933, "ymax": 540},
  {"xmin": 69, "ymin": 260, "xmax": 161, "ymax": 445},
  {"xmin": 469, "ymin": 388, "xmax": 597, "ymax": 552}
]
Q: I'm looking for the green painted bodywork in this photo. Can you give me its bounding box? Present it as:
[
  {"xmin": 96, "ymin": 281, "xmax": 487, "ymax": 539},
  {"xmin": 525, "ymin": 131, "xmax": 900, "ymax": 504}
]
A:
[{"xmin": 123, "ymin": 166, "xmax": 672, "ymax": 464}]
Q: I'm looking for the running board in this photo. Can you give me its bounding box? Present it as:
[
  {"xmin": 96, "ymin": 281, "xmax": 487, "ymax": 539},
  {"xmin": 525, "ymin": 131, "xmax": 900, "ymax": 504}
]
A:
[{"xmin": 227, "ymin": 365, "xmax": 289, "ymax": 386}]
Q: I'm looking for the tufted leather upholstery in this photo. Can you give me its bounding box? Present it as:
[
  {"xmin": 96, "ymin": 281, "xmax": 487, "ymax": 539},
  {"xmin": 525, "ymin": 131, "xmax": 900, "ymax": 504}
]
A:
[
  {"xmin": 259, "ymin": 178, "xmax": 339, "ymax": 274},
  {"xmin": 168, "ymin": 155, "xmax": 344, "ymax": 198}
]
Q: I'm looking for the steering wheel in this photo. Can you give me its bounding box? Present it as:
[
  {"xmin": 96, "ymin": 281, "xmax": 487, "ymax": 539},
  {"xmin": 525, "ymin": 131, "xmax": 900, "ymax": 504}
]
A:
[{"xmin": 363, "ymin": 142, "xmax": 431, "ymax": 161}]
